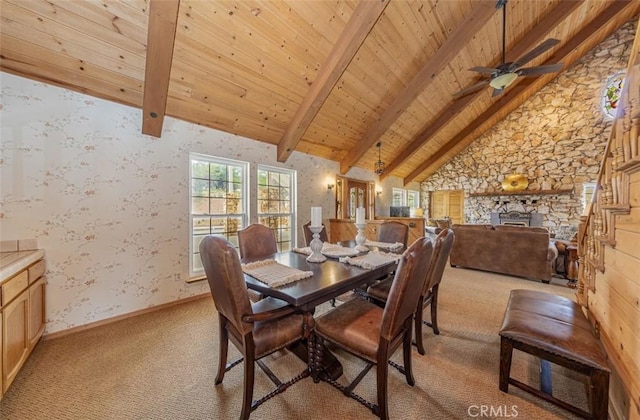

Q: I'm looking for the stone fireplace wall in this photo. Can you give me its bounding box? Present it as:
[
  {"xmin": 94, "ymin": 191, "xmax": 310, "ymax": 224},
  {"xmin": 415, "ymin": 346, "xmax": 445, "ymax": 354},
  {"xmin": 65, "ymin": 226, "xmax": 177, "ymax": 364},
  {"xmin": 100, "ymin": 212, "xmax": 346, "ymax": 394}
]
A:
[{"xmin": 420, "ymin": 20, "xmax": 636, "ymax": 241}]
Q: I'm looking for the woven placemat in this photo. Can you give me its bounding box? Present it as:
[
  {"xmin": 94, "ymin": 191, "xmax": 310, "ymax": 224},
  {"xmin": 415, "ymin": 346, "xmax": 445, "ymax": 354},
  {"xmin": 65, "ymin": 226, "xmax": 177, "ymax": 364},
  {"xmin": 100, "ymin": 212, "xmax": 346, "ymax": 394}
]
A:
[{"xmin": 242, "ymin": 259, "xmax": 313, "ymax": 288}]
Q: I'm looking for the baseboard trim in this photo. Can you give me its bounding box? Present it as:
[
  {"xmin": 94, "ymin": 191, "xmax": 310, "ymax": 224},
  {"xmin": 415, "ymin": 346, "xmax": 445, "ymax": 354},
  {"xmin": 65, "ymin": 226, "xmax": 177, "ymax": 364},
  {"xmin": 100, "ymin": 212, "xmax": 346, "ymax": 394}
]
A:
[{"xmin": 43, "ymin": 293, "xmax": 211, "ymax": 341}]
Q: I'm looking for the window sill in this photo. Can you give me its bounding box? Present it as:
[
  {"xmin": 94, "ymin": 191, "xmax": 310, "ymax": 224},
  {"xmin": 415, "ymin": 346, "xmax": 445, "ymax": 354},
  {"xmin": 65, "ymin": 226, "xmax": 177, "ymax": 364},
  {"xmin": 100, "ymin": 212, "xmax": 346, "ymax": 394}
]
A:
[{"xmin": 186, "ymin": 275, "xmax": 207, "ymax": 284}]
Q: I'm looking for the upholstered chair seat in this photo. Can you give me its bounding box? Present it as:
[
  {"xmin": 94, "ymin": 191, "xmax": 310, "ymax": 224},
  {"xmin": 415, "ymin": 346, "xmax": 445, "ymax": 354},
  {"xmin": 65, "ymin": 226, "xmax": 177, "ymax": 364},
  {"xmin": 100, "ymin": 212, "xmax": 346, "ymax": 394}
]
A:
[
  {"xmin": 365, "ymin": 279, "xmax": 392, "ymax": 303},
  {"xmin": 315, "ymin": 299, "xmax": 382, "ymax": 361},
  {"xmin": 250, "ymin": 297, "xmax": 304, "ymax": 358},
  {"xmin": 313, "ymin": 237, "xmax": 434, "ymax": 419}
]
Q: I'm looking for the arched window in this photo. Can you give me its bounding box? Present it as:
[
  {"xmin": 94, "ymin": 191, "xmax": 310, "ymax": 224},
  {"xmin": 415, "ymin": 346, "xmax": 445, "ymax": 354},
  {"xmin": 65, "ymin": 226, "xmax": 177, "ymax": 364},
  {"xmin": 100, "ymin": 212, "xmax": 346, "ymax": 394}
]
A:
[{"xmin": 602, "ymin": 72, "xmax": 625, "ymax": 118}]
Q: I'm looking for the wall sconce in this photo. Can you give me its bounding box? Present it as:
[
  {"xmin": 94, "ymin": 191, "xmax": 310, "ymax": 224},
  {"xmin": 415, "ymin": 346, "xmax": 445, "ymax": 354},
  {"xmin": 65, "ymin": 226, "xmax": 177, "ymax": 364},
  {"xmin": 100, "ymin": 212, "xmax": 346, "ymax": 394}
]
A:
[
  {"xmin": 327, "ymin": 183, "xmax": 335, "ymax": 190},
  {"xmin": 376, "ymin": 189, "xmax": 382, "ymax": 196}
]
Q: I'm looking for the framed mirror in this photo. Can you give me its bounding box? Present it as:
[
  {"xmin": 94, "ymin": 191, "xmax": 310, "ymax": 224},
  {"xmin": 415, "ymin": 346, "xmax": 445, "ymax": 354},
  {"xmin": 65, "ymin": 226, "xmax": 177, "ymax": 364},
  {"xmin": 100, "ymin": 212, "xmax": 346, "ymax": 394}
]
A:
[{"xmin": 335, "ymin": 175, "xmax": 375, "ymax": 220}]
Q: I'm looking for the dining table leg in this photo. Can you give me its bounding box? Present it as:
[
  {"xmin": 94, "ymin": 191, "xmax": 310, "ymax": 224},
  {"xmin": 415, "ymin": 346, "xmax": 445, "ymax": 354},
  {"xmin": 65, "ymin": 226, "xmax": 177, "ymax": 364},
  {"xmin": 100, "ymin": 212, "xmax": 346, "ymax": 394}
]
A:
[{"xmin": 287, "ymin": 310, "xmax": 343, "ymax": 381}]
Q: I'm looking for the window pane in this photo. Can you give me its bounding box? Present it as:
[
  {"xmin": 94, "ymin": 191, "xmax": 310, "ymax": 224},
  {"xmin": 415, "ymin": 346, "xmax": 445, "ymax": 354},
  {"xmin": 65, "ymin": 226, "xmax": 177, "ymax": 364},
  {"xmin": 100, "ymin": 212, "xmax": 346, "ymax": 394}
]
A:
[
  {"xmin": 231, "ymin": 166, "xmax": 242, "ymax": 183},
  {"xmin": 192, "ymin": 161, "xmax": 209, "ymax": 178},
  {"xmin": 192, "ymin": 197, "xmax": 209, "ymax": 214},
  {"xmin": 258, "ymin": 170, "xmax": 268, "ymax": 185},
  {"xmin": 269, "ymin": 172, "xmax": 280, "ymax": 186},
  {"xmin": 210, "ymin": 180, "xmax": 226, "ymax": 197},
  {"xmin": 268, "ymin": 200, "xmax": 280, "ymax": 213},
  {"xmin": 231, "ymin": 182, "xmax": 243, "ymax": 197},
  {"xmin": 280, "ymin": 173, "xmax": 290, "ymax": 186},
  {"xmin": 210, "ymin": 163, "xmax": 227, "ymax": 181},
  {"xmin": 192, "ymin": 179, "xmax": 209, "ymax": 197},
  {"xmin": 210, "ymin": 198, "xmax": 225, "ymax": 214}
]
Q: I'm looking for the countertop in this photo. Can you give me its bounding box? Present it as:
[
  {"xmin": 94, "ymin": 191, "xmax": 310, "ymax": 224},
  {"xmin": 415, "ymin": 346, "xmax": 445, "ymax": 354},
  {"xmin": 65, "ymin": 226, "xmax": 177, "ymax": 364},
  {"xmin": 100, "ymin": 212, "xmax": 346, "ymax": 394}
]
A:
[{"xmin": 0, "ymin": 249, "xmax": 45, "ymax": 283}]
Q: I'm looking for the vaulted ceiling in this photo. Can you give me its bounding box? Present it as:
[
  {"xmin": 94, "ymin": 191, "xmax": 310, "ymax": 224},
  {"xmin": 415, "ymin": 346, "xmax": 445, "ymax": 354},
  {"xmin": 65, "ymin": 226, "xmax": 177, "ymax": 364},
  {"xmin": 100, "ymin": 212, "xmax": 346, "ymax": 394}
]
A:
[{"xmin": 1, "ymin": 0, "xmax": 638, "ymax": 184}]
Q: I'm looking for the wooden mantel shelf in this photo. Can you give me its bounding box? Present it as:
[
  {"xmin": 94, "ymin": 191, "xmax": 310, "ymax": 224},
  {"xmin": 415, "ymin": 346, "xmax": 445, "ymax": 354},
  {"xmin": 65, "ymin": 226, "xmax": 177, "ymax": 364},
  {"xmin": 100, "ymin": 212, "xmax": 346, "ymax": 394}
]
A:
[{"xmin": 469, "ymin": 188, "xmax": 574, "ymax": 197}]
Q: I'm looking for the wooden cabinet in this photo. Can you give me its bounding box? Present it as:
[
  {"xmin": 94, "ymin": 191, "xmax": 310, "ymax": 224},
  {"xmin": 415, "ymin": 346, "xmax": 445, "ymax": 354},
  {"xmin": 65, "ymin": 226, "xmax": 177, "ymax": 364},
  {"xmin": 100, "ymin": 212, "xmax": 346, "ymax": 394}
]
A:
[
  {"xmin": 2, "ymin": 290, "xmax": 29, "ymax": 393},
  {"xmin": 329, "ymin": 218, "xmax": 425, "ymax": 245},
  {"xmin": 1, "ymin": 257, "xmax": 46, "ymax": 397},
  {"xmin": 430, "ymin": 190, "xmax": 464, "ymax": 225}
]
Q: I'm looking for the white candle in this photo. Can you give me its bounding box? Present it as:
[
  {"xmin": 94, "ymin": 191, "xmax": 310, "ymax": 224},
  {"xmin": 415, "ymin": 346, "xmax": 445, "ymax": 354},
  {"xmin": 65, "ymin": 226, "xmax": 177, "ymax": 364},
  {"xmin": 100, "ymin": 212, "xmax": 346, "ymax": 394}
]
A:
[
  {"xmin": 311, "ymin": 206, "xmax": 322, "ymax": 227},
  {"xmin": 355, "ymin": 207, "xmax": 365, "ymax": 225}
]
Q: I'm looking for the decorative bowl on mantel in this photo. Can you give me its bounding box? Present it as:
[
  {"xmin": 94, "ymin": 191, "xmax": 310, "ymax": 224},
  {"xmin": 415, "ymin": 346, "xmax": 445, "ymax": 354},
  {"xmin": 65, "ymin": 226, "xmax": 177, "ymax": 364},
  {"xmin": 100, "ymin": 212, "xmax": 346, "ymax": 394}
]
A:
[{"xmin": 502, "ymin": 174, "xmax": 529, "ymax": 192}]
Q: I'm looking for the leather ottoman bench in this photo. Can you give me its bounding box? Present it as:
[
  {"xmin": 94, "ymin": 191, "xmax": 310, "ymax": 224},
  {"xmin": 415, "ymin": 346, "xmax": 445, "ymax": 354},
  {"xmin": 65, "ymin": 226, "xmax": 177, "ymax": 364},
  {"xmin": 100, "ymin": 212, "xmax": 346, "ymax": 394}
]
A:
[{"xmin": 498, "ymin": 289, "xmax": 610, "ymax": 419}]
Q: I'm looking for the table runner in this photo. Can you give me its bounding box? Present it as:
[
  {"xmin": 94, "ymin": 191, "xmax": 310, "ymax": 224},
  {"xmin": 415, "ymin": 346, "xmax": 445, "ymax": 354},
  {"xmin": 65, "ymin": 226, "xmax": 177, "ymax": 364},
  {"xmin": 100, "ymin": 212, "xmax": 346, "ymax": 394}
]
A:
[
  {"xmin": 339, "ymin": 251, "xmax": 401, "ymax": 270},
  {"xmin": 241, "ymin": 259, "xmax": 313, "ymax": 288}
]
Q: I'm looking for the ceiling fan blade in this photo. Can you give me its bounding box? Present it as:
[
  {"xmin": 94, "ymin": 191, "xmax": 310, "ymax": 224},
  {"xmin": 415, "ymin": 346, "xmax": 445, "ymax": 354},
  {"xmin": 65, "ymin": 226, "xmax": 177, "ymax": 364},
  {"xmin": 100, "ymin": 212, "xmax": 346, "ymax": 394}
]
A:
[
  {"xmin": 512, "ymin": 38, "xmax": 560, "ymax": 69},
  {"xmin": 517, "ymin": 63, "xmax": 563, "ymax": 76},
  {"xmin": 452, "ymin": 79, "xmax": 491, "ymax": 99},
  {"xmin": 470, "ymin": 66, "xmax": 500, "ymax": 75},
  {"xmin": 491, "ymin": 87, "xmax": 504, "ymax": 97}
]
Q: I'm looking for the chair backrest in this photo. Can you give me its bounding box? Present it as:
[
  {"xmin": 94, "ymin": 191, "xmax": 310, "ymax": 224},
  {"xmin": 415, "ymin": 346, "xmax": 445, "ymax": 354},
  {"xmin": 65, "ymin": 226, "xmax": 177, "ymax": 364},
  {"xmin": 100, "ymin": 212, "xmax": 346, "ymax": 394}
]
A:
[
  {"xmin": 238, "ymin": 223, "xmax": 278, "ymax": 259},
  {"xmin": 302, "ymin": 221, "xmax": 329, "ymax": 246},
  {"xmin": 378, "ymin": 221, "xmax": 409, "ymax": 246},
  {"xmin": 422, "ymin": 228, "xmax": 455, "ymax": 296},
  {"xmin": 199, "ymin": 236, "xmax": 253, "ymax": 335},
  {"xmin": 380, "ymin": 237, "xmax": 433, "ymax": 341}
]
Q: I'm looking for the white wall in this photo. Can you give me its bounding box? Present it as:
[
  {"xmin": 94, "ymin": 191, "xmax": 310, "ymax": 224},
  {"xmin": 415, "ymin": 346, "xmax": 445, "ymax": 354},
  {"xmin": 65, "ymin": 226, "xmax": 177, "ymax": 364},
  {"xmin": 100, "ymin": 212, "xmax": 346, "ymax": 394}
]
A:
[{"xmin": 0, "ymin": 73, "xmax": 407, "ymax": 333}]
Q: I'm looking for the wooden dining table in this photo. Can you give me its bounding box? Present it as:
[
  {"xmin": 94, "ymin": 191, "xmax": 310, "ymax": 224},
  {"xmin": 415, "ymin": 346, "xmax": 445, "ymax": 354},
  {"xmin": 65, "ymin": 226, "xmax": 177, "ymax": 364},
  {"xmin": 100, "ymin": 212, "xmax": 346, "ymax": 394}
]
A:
[{"xmin": 242, "ymin": 243, "xmax": 400, "ymax": 379}]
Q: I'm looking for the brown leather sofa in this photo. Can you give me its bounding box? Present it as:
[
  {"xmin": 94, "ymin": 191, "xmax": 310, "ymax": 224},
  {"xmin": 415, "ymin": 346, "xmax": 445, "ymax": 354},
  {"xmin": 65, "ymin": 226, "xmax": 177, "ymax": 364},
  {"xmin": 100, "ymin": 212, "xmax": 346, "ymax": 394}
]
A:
[{"xmin": 450, "ymin": 224, "xmax": 557, "ymax": 283}]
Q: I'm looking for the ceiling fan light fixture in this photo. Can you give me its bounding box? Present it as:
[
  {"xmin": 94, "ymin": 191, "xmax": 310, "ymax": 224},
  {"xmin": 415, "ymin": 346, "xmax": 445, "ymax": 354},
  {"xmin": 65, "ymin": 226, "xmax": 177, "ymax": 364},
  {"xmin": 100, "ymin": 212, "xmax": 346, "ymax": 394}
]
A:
[{"xmin": 489, "ymin": 72, "xmax": 518, "ymax": 89}]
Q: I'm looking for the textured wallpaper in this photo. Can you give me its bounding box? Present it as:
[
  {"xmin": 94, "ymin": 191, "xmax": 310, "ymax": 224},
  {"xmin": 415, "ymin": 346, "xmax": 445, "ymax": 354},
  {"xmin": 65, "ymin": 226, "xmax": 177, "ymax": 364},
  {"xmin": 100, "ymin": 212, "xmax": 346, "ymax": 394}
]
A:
[{"xmin": 1, "ymin": 73, "xmax": 403, "ymax": 333}]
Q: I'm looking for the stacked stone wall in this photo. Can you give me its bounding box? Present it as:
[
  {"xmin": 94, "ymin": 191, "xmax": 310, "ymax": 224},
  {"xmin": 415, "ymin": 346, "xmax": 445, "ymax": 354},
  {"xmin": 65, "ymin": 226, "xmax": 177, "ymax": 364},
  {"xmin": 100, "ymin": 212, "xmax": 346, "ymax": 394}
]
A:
[{"xmin": 421, "ymin": 20, "xmax": 636, "ymax": 240}]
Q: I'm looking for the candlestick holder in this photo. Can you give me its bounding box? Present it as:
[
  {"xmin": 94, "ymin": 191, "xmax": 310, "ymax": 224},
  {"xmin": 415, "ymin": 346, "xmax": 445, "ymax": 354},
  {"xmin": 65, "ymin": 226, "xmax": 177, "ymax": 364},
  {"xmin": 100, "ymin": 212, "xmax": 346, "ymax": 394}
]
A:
[
  {"xmin": 355, "ymin": 223, "xmax": 368, "ymax": 252},
  {"xmin": 306, "ymin": 226, "xmax": 327, "ymax": 263}
]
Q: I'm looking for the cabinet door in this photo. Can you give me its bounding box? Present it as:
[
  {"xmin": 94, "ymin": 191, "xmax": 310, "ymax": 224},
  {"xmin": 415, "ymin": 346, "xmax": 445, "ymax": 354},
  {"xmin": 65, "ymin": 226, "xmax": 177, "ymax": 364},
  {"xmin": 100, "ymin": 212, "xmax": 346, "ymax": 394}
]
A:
[
  {"xmin": 2, "ymin": 291, "xmax": 29, "ymax": 393},
  {"xmin": 28, "ymin": 277, "xmax": 46, "ymax": 350},
  {"xmin": 430, "ymin": 190, "xmax": 464, "ymax": 224}
]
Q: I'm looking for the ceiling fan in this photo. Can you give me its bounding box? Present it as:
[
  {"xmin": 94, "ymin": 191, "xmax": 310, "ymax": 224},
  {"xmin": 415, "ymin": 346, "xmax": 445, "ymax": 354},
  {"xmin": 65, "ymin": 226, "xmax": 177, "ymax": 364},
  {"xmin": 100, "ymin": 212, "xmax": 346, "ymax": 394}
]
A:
[{"xmin": 452, "ymin": 0, "xmax": 563, "ymax": 99}]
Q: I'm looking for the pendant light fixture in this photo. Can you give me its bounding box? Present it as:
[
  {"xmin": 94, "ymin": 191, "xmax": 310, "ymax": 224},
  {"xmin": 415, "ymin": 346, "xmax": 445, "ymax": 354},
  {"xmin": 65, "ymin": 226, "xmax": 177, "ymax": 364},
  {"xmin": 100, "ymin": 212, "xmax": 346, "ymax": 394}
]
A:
[{"xmin": 374, "ymin": 142, "xmax": 386, "ymax": 175}]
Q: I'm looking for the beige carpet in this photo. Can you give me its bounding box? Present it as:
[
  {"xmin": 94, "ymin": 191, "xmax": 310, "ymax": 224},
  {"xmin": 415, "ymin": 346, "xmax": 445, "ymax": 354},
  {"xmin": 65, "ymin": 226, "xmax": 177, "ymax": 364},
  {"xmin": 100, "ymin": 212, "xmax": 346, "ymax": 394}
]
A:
[{"xmin": 1, "ymin": 267, "xmax": 587, "ymax": 419}]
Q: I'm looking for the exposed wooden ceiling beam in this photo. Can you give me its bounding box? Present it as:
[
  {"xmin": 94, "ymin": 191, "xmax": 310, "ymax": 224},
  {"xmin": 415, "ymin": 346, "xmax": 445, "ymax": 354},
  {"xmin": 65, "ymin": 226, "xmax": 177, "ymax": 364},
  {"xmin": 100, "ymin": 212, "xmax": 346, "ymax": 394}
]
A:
[
  {"xmin": 338, "ymin": 0, "xmax": 496, "ymax": 175},
  {"xmin": 403, "ymin": 0, "xmax": 637, "ymax": 185},
  {"xmin": 379, "ymin": 0, "xmax": 584, "ymax": 180},
  {"xmin": 276, "ymin": 0, "xmax": 389, "ymax": 163},
  {"xmin": 141, "ymin": 0, "xmax": 180, "ymax": 138}
]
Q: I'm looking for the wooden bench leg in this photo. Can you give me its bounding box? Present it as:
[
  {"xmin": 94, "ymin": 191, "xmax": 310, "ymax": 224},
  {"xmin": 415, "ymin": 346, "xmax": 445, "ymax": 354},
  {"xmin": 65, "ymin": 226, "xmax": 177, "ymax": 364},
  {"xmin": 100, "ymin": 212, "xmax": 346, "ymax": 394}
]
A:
[
  {"xmin": 590, "ymin": 369, "xmax": 609, "ymax": 420},
  {"xmin": 499, "ymin": 337, "xmax": 513, "ymax": 393}
]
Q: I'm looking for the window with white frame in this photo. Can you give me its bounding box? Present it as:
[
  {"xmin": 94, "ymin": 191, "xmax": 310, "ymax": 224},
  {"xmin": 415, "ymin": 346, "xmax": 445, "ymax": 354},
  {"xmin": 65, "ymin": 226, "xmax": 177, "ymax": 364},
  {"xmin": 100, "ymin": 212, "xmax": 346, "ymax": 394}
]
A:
[
  {"xmin": 407, "ymin": 190, "xmax": 420, "ymax": 208},
  {"xmin": 392, "ymin": 188, "xmax": 420, "ymax": 208},
  {"xmin": 190, "ymin": 153, "xmax": 248, "ymax": 277},
  {"xmin": 392, "ymin": 188, "xmax": 405, "ymax": 207},
  {"xmin": 257, "ymin": 165, "xmax": 296, "ymax": 251}
]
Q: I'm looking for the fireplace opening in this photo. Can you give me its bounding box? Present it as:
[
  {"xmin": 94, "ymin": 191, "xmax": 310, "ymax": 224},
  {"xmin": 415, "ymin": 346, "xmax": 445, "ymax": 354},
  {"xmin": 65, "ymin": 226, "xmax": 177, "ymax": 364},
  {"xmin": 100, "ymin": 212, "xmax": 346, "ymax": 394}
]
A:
[{"xmin": 490, "ymin": 211, "xmax": 542, "ymax": 227}]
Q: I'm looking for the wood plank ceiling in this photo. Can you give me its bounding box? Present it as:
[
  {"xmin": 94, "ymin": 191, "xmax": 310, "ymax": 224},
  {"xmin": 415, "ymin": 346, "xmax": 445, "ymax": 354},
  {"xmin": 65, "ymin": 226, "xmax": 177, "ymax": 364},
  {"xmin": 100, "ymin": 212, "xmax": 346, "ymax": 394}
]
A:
[{"xmin": 2, "ymin": 0, "xmax": 639, "ymax": 184}]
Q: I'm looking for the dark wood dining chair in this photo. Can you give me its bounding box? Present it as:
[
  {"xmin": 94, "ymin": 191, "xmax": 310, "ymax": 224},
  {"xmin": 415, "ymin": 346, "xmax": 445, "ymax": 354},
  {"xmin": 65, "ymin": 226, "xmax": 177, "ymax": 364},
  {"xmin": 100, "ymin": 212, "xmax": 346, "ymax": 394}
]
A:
[
  {"xmin": 238, "ymin": 223, "xmax": 278, "ymax": 259},
  {"xmin": 367, "ymin": 228, "xmax": 455, "ymax": 355},
  {"xmin": 311, "ymin": 237, "xmax": 434, "ymax": 419},
  {"xmin": 302, "ymin": 221, "xmax": 329, "ymax": 246},
  {"xmin": 199, "ymin": 236, "xmax": 308, "ymax": 420},
  {"xmin": 378, "ymin": 221, "xmax": 409, "ymax": 247}
]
